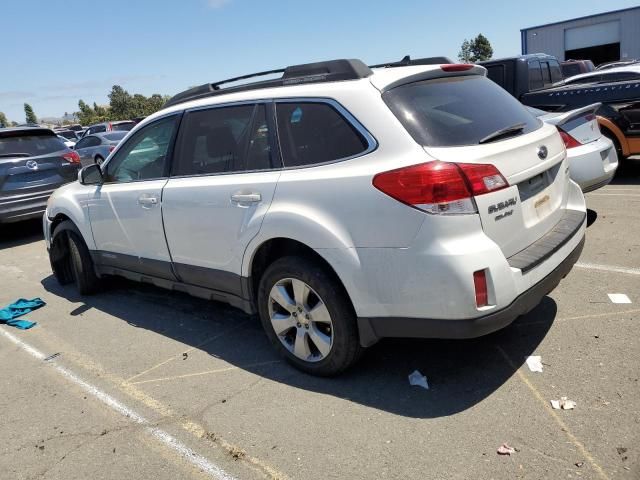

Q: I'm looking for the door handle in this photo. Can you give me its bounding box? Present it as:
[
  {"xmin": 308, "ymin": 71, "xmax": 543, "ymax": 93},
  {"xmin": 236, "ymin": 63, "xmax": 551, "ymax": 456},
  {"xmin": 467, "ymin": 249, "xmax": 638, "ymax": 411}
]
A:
[
  {"xmin": 138, "ymin": 195, "xmax": 159, "ymax": 207},
  {"xmin": 231, "ymin": 193, "xmax": 261, "ymax": 203}
]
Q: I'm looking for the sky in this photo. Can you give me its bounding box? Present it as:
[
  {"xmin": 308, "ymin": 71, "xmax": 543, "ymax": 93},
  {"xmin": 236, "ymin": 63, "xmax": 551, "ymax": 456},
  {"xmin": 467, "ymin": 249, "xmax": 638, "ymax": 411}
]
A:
[{"xmin": 1, "ymin": 0, "xmax": 638, "ymax": 122}]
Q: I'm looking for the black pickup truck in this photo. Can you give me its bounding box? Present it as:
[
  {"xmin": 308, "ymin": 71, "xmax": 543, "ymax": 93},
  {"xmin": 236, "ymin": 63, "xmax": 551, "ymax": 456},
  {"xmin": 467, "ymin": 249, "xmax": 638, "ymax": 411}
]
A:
[{"xmin": 479, "ymin": 54, "xmax": 640, "ymax": 159}]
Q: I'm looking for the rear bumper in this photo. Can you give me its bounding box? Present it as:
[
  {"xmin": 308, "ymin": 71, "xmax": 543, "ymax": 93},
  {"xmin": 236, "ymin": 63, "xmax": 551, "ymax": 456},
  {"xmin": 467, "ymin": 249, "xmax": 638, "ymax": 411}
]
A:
[
  {"xmin": 568, "ymin": 136, "xmax": 618, "ymax": 193},
  {"xmin": 0, "ymin": 189, "xmax": 56, "ymax": 223},
  {"xmin": 357, "ymin": 234, "xmax": 584, "ymax": 346}
]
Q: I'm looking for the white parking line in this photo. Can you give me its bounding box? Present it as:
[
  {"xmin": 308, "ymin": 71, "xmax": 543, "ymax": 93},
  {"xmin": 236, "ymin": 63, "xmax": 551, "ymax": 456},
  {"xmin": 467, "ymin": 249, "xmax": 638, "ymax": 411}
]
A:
[
  {"xmin": 575, "ymin": 262, "xmax": 640, "ymax": 276},
  {"xmin": 0, "ymin": 328, "xmax": 237, "ymax": 480},
  {"xmin": 588, "ymin": 194, "xmax": 640, "ymax": 197},
  {"xmin": 608, "ymin": 293, "xmax": 632, "ymax": 304}
]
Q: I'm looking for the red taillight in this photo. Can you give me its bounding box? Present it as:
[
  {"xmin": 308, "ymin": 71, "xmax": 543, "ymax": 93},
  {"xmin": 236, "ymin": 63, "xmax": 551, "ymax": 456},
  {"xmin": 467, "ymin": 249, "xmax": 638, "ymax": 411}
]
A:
[
  {"xmin": 372, "ymin": 161, "xmax": 508, "ymax": 214},
  {"xmin": 62, "ymin": 151, "xmax": 81, "ymax": 164},
  {"xmin": 440, "ymin": 64, "xmax": 475, "ymax": 72},
  {"xmin": 473, "ymin": 270, "xmax": 488, "ymax": 307},
  {"xmin": 107, "ymin": 122, "xmax": 112, "ymax": 131},
  {"xmin": 457, "ymin": 163, "xmax": 509, "ymax": 196},
  {"xmin": 558, "ymin": 129, "xmax": 581, "ymax": 149}
]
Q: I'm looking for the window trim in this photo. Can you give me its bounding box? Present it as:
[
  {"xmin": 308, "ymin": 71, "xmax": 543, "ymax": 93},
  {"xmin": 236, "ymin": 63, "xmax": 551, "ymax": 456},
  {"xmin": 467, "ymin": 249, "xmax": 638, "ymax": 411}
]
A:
[
  {"xmin": 169, "ymin": 100, "xmax": 280, "ymax": 179},
  {"xmin": 99, "ymin": 112, "xmax": 183, "ymax": 185},
  {"xmin": 273, "ymin": 97, "xmax": 378, "ymax": 171}
]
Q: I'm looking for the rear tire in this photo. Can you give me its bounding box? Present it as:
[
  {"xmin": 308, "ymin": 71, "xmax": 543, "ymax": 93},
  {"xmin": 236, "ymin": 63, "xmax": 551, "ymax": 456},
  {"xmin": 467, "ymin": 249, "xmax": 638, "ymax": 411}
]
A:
[
  {"xmin": 67, "ymin": 231, "xmax": 101, "ymax": 295},
  {"xmin": 601, "ymin": 128, "xmax": 624, "ymax": 162},
  {"xmin": 257, "ymin": 256, "xmax": 363, "ymax": 376}
]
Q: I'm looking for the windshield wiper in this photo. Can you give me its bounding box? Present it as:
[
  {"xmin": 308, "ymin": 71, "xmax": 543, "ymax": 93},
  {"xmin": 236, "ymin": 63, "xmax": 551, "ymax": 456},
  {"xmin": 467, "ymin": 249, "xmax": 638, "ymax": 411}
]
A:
[
  {"xmin": 0, "ymin": 153, "xmax": 31, "ymax": 158},
  {"xmin": 479, "ymin": 123, "xmax": 526, "ymax": 144}
]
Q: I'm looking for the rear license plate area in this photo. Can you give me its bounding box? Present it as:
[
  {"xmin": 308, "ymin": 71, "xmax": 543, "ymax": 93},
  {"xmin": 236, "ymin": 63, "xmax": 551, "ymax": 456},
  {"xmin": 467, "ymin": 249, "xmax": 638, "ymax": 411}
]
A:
[{"xmin": 518, "ymin": 171, "xmax": 550, "ymax": 202}]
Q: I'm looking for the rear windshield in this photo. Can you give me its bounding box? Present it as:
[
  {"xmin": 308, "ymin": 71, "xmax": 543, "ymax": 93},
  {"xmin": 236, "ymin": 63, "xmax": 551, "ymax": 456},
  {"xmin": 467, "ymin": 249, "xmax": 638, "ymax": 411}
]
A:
[
  {"xmin": 383, "ymin": 75, "xmax": 540, "ymax": 147},
  {"xmin": 112, "ymin": 122, "xmax": 135, "ymax": 131},
  {"xmin": 0, "ymin": 133, "xmax": 66, "ymax": 157},
  {"xmin": 562, "ymin": 64, "xmax": 582, "ymax": 78},
  {"xmin": 103, "ymin": 131, "xmax": 127, "ymax": 141},
  {"xmin": 57, "ymin": 130, "xmax": 77, "ymax": 140}
]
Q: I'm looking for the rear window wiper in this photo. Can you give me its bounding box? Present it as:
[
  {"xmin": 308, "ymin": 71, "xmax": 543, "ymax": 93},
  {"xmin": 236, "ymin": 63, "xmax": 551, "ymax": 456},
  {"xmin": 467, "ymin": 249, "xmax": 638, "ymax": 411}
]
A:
[
  {"xmin": 479, "ymin": 123, "xmax": 526, "ymax": 144},
  {"xmin": 0, "ymin": 153, "xmax": 31, "ymax": 158}
]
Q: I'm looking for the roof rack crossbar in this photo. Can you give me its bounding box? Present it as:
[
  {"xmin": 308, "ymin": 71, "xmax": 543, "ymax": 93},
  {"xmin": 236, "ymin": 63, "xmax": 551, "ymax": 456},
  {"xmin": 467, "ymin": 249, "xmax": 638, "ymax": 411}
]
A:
[
  {"xmin": 369, "ymin": 55, "xmax": 454, "ymax": 69},
  {"xmin": 212, "ymin": 68, "xmax": 287, "ymax": 90}
]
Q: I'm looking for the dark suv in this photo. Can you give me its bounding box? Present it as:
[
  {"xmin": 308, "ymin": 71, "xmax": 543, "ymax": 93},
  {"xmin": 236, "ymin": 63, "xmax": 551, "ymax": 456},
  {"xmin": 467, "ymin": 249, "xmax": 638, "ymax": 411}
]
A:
[{"xmin": 0, "ymin": 127, "xmax": 81, "ymax": 223}]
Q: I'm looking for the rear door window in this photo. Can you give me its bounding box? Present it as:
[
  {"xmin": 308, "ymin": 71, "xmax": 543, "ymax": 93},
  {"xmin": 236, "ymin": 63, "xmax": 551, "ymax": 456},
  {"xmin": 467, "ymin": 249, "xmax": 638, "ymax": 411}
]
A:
[
  {"xmin": 528, "ymin": 60, "xmax": 544, "ymax": 90},
  {"xmin": 540, "ymin": 61, "xmax": 552, "ymax": 85},
  {"xmin": 549, "ymin": 60, "xmax": 563, "ymax": 83},
  {"xmin": 0, "ymin": 133, "xmax": 66, "ymax": 157},
  {"xmin": 112, "ymin": 122, "xmax": 135, "ymax": 131},
  {"xmin": 275, "ymin": 102, "xmax": 369, "ymax": 167},
  {"xmin": 173, "ymin": 103, "xmax": 275, "ymax": 176},
  {"xmin": 383, "ymin": 75, "xmax": 540, "ymax": 147}
]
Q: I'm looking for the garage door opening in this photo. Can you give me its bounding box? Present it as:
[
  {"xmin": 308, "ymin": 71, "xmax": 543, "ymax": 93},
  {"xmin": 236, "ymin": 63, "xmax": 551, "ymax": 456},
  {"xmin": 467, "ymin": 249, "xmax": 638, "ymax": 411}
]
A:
[{"xmin": 565, "ymin": 42, "xmax": 621, "ymax": 67}]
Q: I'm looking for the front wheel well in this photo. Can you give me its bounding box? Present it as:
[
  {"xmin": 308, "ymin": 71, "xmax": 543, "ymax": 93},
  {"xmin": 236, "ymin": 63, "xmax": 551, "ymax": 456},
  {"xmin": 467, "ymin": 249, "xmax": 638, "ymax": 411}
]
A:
[{"xmin": 249, "ymin": 238, "xmax": 354, "ymax": 311}]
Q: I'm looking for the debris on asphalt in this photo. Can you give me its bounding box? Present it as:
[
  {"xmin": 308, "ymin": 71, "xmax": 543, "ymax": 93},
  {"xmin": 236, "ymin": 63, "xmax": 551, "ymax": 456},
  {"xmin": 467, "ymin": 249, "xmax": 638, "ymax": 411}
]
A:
[
  {"xmin": 408, "ymin": 370, "xmax": 429, "ymax": 390},
  {"xmin": 551, "ymin": 397, "xmax": 576, "ymax": 410},
  {"xmin": 616, "ymin": 447, "xmax": 628, "ymax": 455},
  {"xmin": 497, "ymin": 443, "xmax": 516, "ymax": 455},
  {"xmin": 525, "ymin": 355, "xmax": 543, "ymax": 372},
  {"xmin": 43, "ymin": 352, "xmax": 61, "ymax": 362},
  {"xmin": 0, "ymin": 297, "xmax": 45, "ymax": 330},
  {"xmin": 607, "ymin": 293, "xmax": 631, "ymax": 304},
  {"xmin": 182, "ymin": 352, "xmax": 188, "ymax": 360},
  {"xmin": 229, "ymin": 446, "xmax": 246, "ymax": 460},
  {"xmin": 575, "ymin": 461, "xmax": 584, "ymax": 467}
]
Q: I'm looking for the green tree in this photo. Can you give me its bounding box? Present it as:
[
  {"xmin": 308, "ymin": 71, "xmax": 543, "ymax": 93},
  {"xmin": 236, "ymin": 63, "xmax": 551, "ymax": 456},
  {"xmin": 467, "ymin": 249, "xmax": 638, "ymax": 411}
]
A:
[
  {"xmin": 0, "ymin": 111, "xmax": 9, "ymax": 127},
  {"xmin": 77, "ymin": 100, "xmax": 96, "ymax": 125},
  {"xmin": 470, "ymin": 33, "xmax": 493, "ymax": 62},
  {"xmin": 24, "ymin": 103, "xmax": 37, "ymax": 124},
  {"xmin": 458, "ymin": 34, "xmax": 494, "ymax": 63},
  {"xmin": 108, "ymin": 85, "xmax": 133, "ymax": 120},
  {"xmin": 458, "ymin": 39, "xmax": 473, "ymax": 63}
]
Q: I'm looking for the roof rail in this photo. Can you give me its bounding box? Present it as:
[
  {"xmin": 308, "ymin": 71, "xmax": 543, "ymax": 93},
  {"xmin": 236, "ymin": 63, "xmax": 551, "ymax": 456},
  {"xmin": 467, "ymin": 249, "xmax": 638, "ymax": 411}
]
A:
[
  {"xmin": 369, "ymin": 55, "xmax": 454, "ymax": 69},
  {"xmin": 165, "ymin": 59, "xmax": 373, "ymax": 108}
]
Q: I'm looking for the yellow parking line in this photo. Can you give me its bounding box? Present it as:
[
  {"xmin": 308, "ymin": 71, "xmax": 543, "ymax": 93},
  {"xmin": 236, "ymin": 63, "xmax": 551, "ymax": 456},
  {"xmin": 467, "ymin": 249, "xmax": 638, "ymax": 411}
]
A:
[
  {"xmin": 496, "ymin": 346, "xmax": 610, "ymax": 480},
  {"xmin": 125, "ymin": 321, "xmax": 249, "ymax": 383},
  {"xmin": 24, "ymin": 328, "xmax": 290, "ymax": 480},
  {"xmin": 129, "ymin": 360, "xmax": 282, "ymax": 385}
]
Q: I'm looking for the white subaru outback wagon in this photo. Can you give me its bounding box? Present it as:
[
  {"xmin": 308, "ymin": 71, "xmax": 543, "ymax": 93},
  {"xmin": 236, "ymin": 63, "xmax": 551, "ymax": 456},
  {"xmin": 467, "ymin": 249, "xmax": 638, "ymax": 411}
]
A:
[{"xmin": 44, "ymin": 57, "xmax": 587, "ymax": 375}]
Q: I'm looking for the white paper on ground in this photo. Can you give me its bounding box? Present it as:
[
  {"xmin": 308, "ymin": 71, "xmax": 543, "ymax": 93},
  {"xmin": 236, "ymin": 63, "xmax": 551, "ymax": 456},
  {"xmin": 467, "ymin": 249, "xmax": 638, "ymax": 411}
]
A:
[
  {"xmin": 550, "ymin": 397, "xmax": 576, "ymax": 410},
  {"xmin": 608, "ymin": 293, "xmax": 632, "ymax": 304},
  {"xmin": 408, "ymin": 370, "xmax": 429, "ymax": 390},
  {"xmin": 525, "ymin": 355, "xmax": 543, "ymax": 373}
]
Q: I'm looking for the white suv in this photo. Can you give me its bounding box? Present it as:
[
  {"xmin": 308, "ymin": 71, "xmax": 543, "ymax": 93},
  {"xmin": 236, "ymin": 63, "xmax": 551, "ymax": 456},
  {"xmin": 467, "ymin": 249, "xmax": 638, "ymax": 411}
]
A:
[{"xmin": 44, "ymin": 57, "xmax": 586, "ymax": 375}]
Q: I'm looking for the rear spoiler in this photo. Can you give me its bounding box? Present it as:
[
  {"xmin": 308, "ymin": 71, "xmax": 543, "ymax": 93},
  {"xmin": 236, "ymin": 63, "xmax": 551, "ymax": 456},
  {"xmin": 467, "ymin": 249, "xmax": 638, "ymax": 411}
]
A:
[{"xmin": 540, "ymin": 103, "xmax": 601, "ymax": 127}]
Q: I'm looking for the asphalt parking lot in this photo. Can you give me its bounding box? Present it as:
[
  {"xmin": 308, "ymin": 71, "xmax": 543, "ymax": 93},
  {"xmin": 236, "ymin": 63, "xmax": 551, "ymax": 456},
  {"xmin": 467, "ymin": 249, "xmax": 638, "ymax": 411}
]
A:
[{"xmin": 1, "ymin": 163, "xmax": 639, "ymax": 480}]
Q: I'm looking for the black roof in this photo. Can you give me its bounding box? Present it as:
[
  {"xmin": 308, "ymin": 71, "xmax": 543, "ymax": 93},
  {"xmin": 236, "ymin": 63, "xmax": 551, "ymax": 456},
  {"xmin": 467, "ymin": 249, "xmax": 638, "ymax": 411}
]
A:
[{"xmin": 165, "ymin": 56, "xmax": 454, "ymax": 108}]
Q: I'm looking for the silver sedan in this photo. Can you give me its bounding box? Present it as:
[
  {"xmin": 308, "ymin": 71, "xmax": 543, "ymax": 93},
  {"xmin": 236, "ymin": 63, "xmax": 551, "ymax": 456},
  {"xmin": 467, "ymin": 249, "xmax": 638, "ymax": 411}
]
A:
[{"xmin": 74, "ymin": 131, "xmax": 127, "ymax": 167}]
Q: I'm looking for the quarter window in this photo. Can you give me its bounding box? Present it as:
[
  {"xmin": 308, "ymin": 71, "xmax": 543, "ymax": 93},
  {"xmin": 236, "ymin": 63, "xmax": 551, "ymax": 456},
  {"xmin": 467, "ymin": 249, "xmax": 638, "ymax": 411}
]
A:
[
  {"xmin": 275, "ymin": 102, "xmax": 368, "ymax": 167},
  {"xmin": 528, "ymin": 60, "xmax": 543, "ymax": 90},
  {"xmin": 173, "ymin": 104, "xmax": 274, "ymax": 176},
  {"xmin": 104, "ymin": 115, "xmax": 178, "ymax": 183}
]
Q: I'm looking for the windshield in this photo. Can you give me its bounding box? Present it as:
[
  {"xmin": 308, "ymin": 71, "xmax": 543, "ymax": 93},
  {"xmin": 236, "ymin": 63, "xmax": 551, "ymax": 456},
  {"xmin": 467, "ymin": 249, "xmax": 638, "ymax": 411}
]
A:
[
  {"xmin": 0, "ymin": 133, "xmax": 66, "ymax": 156},
  {"xmin": 383, "ymin": 75, "xmax": 540, "ymax": 147}
]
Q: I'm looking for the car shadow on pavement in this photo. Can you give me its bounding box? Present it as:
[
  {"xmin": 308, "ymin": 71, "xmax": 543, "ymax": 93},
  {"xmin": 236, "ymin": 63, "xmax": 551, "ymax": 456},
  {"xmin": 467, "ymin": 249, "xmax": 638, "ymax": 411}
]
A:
[
  {"xmin": 41, "ymin": 274, "xmax": 556, "ymax": 419},
  {"xmin": 611, "ymin": 158, "xmax": 640, "ymax": 185},
  {"xmin": 0, "ymin": 219, "xmax": 44, "ymax": 250}
]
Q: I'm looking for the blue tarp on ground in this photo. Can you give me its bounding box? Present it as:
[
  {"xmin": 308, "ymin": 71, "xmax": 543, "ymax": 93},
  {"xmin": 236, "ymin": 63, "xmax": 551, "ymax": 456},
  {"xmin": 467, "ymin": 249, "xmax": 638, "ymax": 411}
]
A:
[{"xmin": 0, "ymin": 298, "xmax": 45, "ymax": 329}]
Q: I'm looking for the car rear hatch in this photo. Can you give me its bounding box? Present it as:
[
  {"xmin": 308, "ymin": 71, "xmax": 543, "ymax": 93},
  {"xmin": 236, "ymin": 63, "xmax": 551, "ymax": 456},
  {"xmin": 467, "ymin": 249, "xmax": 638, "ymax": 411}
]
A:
[
  {"xmin": 536, "ymin": 103, "xmax": 602, "ymax": 146},
  {"xmin": 0, "ymin": 129, "xmax": 80, "ymax": 197},
  {"xmin": 381, "ymin": 71, "xmax": 573, "ymax": 259}
]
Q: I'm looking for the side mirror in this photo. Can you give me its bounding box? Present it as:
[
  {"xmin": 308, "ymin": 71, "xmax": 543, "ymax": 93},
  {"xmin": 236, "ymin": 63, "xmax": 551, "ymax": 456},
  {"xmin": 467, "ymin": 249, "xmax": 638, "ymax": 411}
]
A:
[{"xmin": 79, "ymin": 163, "xmax": 103, "ymax": 185}]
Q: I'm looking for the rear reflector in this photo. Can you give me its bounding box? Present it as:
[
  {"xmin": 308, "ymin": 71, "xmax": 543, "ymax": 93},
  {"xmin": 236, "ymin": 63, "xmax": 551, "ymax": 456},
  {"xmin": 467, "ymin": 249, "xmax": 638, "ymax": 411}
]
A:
[
  {"xmin": 440, "ymin": 64, "xmax": 474, "ymax": 72},
  {"xmin": 372, "ymin": 161, "xmax": 508, "ymax": 214},
  {"xmin": 62, "ymin": 151, "xmax": 81, "ymax": 164},
  {"xmin": 473, "ymin": 270, "xmax": 488, "ymax": 307},
  {"xmin": 558, "ymin": 129, "xmax": 581, "ymax": 149}
]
